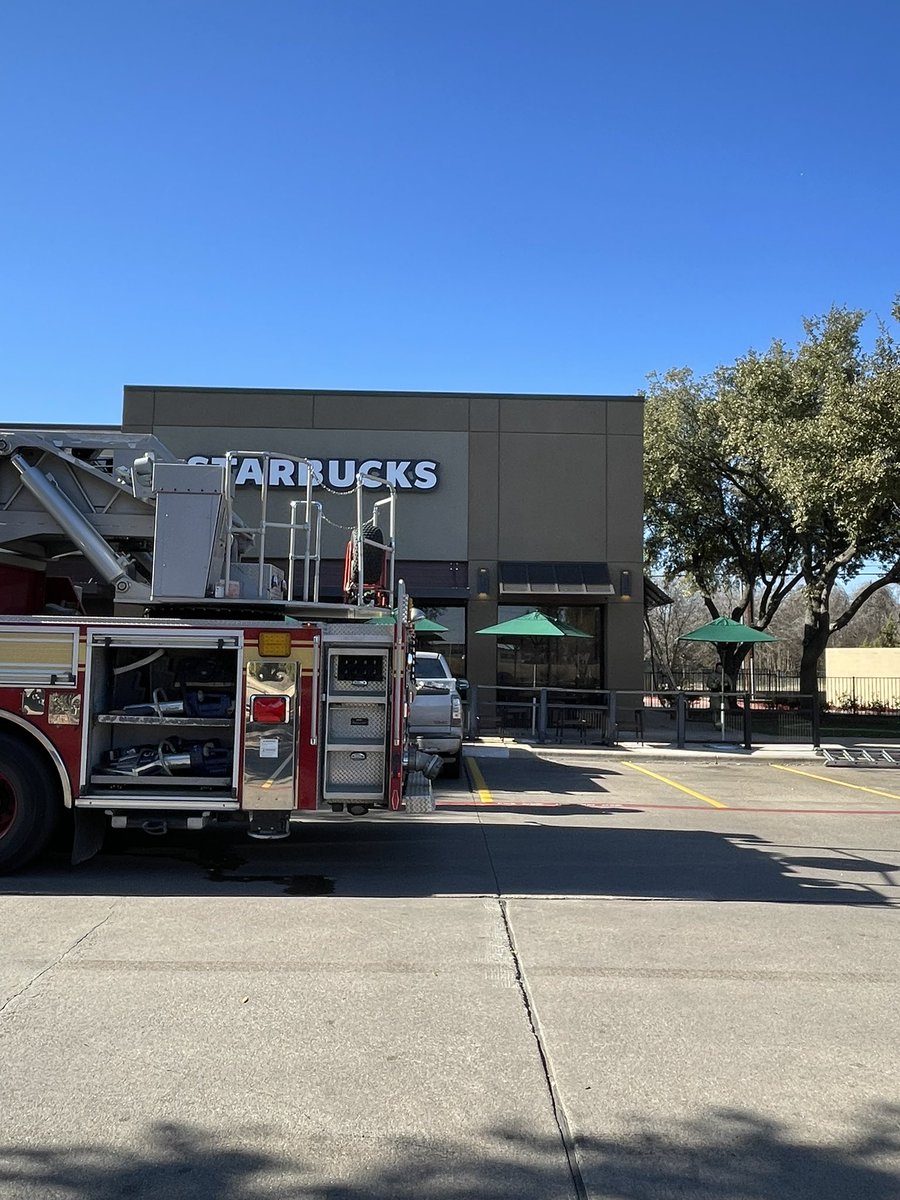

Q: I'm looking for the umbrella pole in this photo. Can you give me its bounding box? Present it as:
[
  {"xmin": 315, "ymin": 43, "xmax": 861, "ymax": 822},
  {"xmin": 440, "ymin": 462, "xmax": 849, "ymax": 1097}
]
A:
[{"xmin": 721, "ymin": 661, "xmax": 726, "ymax": 740}]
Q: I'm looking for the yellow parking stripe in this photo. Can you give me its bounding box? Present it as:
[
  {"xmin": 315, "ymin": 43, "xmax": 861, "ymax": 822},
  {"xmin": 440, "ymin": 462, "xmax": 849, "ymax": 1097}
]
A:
[
  {"xmin": 771, "ymin": 763, "xmax": 900, "ymax": 801},
  {"xmin": 465, "ymin": 756, "xmax": 494, "ymax": 804},
  {"xmin": 623, "ymin": 761, "xmax": 727, "ymax": 808}
]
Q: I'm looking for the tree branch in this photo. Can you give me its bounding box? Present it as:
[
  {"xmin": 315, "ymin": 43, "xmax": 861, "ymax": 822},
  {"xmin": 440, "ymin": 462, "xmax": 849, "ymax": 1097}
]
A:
[{"xmin": 830, "ymin": 561, "xmax": 900, "ymax": 635}]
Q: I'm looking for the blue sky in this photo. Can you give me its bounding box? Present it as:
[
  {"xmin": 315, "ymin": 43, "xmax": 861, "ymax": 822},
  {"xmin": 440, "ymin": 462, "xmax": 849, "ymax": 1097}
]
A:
[{"xmin": 1, "ymin": 0, "xmax": 898, "ymax": 425}]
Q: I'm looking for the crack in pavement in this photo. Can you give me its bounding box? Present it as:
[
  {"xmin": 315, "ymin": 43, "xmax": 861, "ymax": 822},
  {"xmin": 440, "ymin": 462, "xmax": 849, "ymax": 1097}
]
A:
[
  {"xmin": 498, "ymin": 898, "xmax": 589, "ymax": 1200},
  {"xmin": 469, "ymin": 796, "xmax": 587, "ymax": 1199},
  {"xmin": 0, "ymin": 901, "xmax": 119, "ymax": 1019}
]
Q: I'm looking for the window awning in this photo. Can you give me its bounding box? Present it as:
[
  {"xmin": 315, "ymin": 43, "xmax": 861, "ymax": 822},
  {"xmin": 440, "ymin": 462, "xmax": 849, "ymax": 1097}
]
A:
[
  {"xmin": 644, "ymin": 576, "xmax": 673, "ymax": 609},
  {"xmin": 499, "ymin": 561, "xmax": 614, "ymax": 596}
]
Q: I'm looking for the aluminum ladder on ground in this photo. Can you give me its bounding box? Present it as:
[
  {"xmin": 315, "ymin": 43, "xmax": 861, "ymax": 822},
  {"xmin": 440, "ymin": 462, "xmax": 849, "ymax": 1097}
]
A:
[{"xmin": 822, "ymin": 748, "xmax": 900, "ymax": 768}]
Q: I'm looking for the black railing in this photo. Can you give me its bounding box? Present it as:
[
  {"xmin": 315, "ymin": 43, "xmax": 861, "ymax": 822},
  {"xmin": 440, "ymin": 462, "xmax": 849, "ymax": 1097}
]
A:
[
  {"xmin": 636, "ymin": 689, "xmax": 820, "ymax": 748},
  {"xmin": 471, "ymin": 685, "xmax": 615, "ymax": 745},
  {"xmin": 470, "ymin": 685, "xmax": 824, "ymax": 748},
  {"xmin": 644, "ymin": 668, "xmax": 809, "ymax": 694}
]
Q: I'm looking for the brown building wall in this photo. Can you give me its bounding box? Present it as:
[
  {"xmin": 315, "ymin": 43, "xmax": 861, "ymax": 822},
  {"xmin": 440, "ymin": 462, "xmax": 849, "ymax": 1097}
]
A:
[{"xmin": 123, "ymin": 386, "xmax": 644, "ymax": 697}]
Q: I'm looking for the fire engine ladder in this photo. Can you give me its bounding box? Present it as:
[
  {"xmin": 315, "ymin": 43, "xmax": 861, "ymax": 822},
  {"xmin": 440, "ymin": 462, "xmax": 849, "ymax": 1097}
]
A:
[
  {"xmin": 0, "ymin": 429, "xmax": 179, "ymax": 602},
  {"xmin": 221, "ymin": 451, "xmax": 323, "ymax": 602},
  {"xmin": 821, "ymin": 747, "xmax": 900, "ymax": 768}
]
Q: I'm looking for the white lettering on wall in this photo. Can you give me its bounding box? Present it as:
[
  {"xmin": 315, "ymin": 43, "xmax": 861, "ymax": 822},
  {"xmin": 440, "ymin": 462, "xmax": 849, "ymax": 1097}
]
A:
[
  {"xmin": 327, "ymin": 459, "xmax": 356, "ymax": 489},
  {"xmin": 234, "ymin": 458, "xmax": 264, "ymax": 486},
  {"xmin": 187, "ymin": 455, "xmax": 440, "ymax": 491},
  {"xmin": 414, "ymin": 461, "xmax": 438, "ymax": 490}
]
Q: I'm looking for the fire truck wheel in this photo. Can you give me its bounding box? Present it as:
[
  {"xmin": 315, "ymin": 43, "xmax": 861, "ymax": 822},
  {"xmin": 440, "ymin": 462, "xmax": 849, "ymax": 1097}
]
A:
[{"xmin": 0, "ymin": 734, "xmax": 61, "ymax": 873}]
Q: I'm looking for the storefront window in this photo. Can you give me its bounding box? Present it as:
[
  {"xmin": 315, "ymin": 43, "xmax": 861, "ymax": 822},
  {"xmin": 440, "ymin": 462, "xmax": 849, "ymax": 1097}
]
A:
[
  {"xmin": 495, "ymin": 605, "xmax": 605, "ymax": 689},
  {"xmin": 416, "ymin": 605, "xmax": 466, "ymax": 680}
]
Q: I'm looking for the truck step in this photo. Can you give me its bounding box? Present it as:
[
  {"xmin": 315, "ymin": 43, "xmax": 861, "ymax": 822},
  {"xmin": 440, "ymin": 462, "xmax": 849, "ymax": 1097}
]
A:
[{"xmin": 404, "ymin": 770, "xmax": 436, "ymax": 813}]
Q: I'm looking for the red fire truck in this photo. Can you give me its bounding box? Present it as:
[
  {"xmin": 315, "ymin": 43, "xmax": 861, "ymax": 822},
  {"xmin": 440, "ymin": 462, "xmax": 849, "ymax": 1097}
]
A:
[{"xmin": 0, "ymin": 429, "xmax": 439, "ymax": 873}]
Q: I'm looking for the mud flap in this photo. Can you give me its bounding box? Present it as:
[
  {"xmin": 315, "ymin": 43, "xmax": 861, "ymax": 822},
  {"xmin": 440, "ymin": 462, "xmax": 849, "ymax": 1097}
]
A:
[{"xmin": 71, "ymin": 809, "xmax": 107, "ymax": 866}]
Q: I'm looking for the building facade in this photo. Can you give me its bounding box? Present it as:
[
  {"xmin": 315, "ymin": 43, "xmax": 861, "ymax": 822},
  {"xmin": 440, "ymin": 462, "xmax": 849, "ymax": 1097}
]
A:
[{"xmin": 123, "ymin": 386, "xmax": 644, "ymax": 698}]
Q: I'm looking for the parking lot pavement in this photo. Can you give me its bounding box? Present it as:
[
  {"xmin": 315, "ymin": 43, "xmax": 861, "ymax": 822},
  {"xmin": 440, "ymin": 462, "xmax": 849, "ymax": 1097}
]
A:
[
  {"xmin": 2, "ymin": 755, "xmax": 899, "ymax": 1198},
  {"xmin": 0, "ymin": 890, "xmax": 577, "ymax": 1199},
  {"xmin": 446, "ymin": 753, "xmax": 900, "ymax": 907},
  {"xmin": 508, "ymin": 896, "xmax": 900, "ymax": 1199},
  {"xmin": 455, "ymin": 747, "xmax": 900, "ymax": 817},
  {"xmin": 448, "ymin": 753, "xmax": 900, "ymax": 1197}
]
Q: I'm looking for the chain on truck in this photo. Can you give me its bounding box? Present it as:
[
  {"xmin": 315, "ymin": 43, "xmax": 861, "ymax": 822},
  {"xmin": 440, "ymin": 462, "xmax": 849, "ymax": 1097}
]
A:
[{"xmin": 0, "ymin": 429, "xmax": 442, "ymax": 873}]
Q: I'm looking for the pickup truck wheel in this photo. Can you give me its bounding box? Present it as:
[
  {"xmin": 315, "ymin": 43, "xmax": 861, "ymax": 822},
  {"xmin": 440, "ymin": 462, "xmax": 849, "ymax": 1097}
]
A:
[
  {"xmin": 443, "ymin": 752, "xmax": 462, "ymax": 779},
  {"xmin": 0, "ymin": 735, "xmax": 60, "ymax": 874}
]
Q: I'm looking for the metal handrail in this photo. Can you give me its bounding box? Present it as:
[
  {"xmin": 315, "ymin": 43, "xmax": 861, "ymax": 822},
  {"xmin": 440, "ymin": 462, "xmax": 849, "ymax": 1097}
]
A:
[
  {"xmin": 222, "ymin": 452, "xmax": 320, "ymax": 600},
  {"xmin": 472, "ymin": 684, "xmax": 614, "ymax": 744}
]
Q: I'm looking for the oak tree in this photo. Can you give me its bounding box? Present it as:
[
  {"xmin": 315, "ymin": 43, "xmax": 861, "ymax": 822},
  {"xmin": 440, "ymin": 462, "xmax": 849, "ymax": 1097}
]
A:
[{"xmin": 644, "ymin": 302, "xmax": 900, "ymax": 695}]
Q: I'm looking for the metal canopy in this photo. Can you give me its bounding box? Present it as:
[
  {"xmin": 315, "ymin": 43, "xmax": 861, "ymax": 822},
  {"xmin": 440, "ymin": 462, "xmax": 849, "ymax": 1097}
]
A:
[{"xmin": 498, "ymin": 561, "xmax": 614, "ymax": 596}]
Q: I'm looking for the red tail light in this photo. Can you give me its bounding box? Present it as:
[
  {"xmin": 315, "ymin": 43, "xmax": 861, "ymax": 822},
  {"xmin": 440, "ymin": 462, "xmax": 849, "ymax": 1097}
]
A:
[{"xmin": 251, "ymin": 695, "xmax": 288, "ymax": 724}]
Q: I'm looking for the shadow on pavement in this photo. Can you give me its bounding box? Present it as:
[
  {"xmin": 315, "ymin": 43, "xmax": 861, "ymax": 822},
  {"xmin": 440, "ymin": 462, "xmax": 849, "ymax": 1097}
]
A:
[
  {"xmin": 1, "ymin": 1108, "xmax": 899, "ymax": 1199},
  {"xmin": 2, "ymin": 821, "xmax": 895, "ymax": 905},
  {"xmin": 466, "ymin": 754, "xmax": 621, "ymax": 795}
]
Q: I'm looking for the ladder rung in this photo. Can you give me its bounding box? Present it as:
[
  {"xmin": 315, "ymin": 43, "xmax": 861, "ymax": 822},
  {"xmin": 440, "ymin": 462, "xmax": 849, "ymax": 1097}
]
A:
[{"xmin": 823, "ymin": 747, "xmax": 900, "ymax": 767}]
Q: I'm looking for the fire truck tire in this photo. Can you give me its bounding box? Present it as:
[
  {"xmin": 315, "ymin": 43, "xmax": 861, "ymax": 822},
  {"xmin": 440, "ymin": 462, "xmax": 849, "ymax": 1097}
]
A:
[{"xmin": 0, "ymin": 734, "xmax": 61, "ymax": 873}]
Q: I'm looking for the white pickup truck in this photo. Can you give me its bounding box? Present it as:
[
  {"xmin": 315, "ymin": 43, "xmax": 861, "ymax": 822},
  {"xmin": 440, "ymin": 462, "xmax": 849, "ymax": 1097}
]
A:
[{"xmin": 408, "ymin": 651, "xmax": 465, "ymax": 777}]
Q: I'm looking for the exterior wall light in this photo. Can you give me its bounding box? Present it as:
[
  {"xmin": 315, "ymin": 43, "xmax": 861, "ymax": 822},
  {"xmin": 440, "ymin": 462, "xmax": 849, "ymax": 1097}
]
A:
[
  {"xmin": 476, "ymin": 568, "xmax": 491, "ymax": 599},
  {"xmin": 619, "ymin": 570, "xmax": 632, "ymax": 599}
]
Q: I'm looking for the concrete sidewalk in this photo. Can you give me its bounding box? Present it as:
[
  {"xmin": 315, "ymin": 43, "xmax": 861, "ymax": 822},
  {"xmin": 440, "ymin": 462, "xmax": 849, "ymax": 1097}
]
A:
[{"xmin": 464, "ymin": 736, "xmax": 900, "ymax": 764}]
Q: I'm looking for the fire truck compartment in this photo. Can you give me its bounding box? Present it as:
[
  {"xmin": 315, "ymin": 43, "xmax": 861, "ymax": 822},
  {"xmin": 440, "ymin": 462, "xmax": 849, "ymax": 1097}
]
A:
[
  {"xmin": 322, "ymin": 646, "xmax": 391, "ymax": 802},
  {"xmin": 81, "ymin": 630, "xmax": 242, "ymax": 796}
]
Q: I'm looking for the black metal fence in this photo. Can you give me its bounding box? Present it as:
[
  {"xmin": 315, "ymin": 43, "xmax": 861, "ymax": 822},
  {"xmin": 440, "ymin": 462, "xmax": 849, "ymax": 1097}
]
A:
[
  {"xmin": 644, "ymin": 668, "xmax": 807, "ymax": 694},
  {"xmin": 663, "ymin": 691, "xmax": 815, "ymax": 746},
  {"xmin": 470, "ymin": 686, "xmax": 613, "ymax": 745},
  {"xmin": 471, "ymin": 680, "xmax": 900, "ymax": 748},
  {"xmin": 471, "ymin": 685, "xmax": 822, "ymax": 747},
  {"xmin": 624, "ymin": 690, "xmax": 819, "ymax": 747},
  {"xmin": 647, "ymin": 669, "xmax": 900, "ymax": 713}
]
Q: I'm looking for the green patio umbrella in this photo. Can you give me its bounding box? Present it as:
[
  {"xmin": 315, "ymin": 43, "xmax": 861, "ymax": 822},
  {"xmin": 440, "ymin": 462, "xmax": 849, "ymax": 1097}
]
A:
[
  {"xmin": 678, "ymin": 617, "xmax": 776, "ymax": 740},
  {"xmin": 412, "ymin": 617, "xmax": 448, "ymax": 633},
  {"xmin": 476, "ymin": 610, "xmax": 591, "ymax": 688},
  {"xmin": 367, "ymin": 612, "xmax": 449, "ymax": 633},
  {"xmin": 475, "ymin": 610, "xmax": 592, "ymax": 639}
]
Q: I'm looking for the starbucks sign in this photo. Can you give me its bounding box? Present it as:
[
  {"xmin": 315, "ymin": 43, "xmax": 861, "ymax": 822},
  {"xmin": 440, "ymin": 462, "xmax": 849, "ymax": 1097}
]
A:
[{"xmin": 188, "ymin": 455, "xmax": 440, "ymax": 492}]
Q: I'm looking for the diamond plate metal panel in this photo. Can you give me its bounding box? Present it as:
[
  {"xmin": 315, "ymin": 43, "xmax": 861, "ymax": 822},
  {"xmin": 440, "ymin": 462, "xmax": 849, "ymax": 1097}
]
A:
[
  {"xmin": 328, "ymin": 703, "xmax": 386, "ymax": 742},
  {"xmin": 321, "ymin": 624, "xmax": 394, "ymax": 642},
  {"xmin": 404, "ymin": 770, "xmax": 435, "ymax": 813},
  {"xmin": 326, "ymin": 750, "xmax": 385, "ymax": 787}
]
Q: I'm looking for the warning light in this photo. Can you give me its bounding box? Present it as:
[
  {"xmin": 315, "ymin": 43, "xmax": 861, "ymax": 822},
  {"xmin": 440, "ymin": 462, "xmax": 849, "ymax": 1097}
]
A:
[
  {"xmin": 258, "ymin": 631, "xmax": 292, "ymax": 658},
  {"xmin": 251, "ymin": 695, "xmax": 289, "ymax": 724}
]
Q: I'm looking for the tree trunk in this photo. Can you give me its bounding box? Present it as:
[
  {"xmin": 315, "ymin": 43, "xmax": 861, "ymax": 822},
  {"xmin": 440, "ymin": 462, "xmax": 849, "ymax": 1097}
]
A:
[
  {"xmin": 716, "ymin": 645, "xmax": 751, "ymax": 711},
  {"xmin": 720, "ymin": 645, "xmax": 749, "ymax": 687},
  {"xmin": 799, "ymin": 582, "xmax": 831, "ymax": 699}
]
